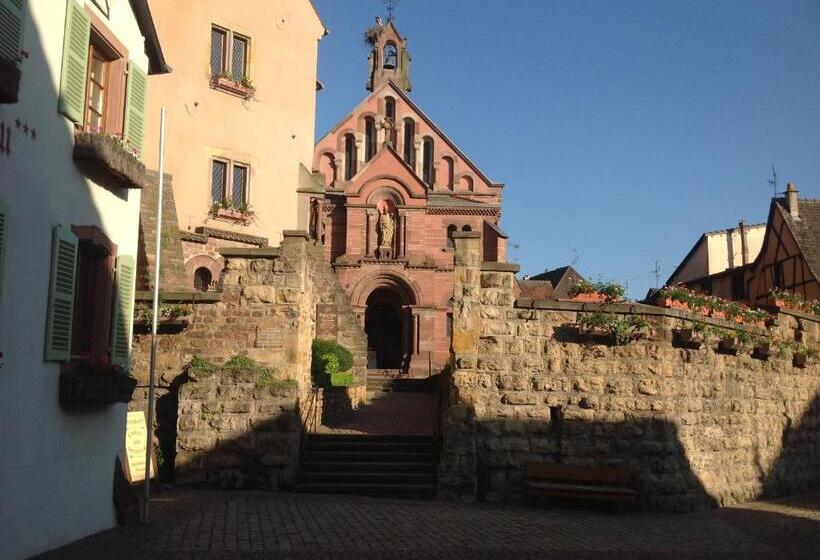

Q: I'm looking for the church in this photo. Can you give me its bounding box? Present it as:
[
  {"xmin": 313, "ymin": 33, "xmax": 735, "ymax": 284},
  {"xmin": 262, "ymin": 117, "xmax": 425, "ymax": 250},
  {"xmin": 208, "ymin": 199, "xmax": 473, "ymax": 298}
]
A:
[{"xmin": 308, "ymin": 18, "xmax": 508, "ymax": 376}]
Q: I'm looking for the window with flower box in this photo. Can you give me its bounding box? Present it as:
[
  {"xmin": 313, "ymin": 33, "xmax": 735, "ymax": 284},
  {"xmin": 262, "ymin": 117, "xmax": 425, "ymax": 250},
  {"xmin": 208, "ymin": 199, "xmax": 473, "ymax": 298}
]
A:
[
  {"xmin": 210, "ymin": 158, "xmax": 252, "ymax": 222},
  {"xmin": 210, "ymin": 25, "xmax": 253, "ymax": 98}
]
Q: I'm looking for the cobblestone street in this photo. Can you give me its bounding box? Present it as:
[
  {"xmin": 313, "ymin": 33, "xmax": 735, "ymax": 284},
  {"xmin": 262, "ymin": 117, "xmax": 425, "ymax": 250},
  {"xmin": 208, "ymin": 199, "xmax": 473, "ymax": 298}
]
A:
[{"xmin": 35, "ymin": 489, "xmax": 820, "ymax": 559}]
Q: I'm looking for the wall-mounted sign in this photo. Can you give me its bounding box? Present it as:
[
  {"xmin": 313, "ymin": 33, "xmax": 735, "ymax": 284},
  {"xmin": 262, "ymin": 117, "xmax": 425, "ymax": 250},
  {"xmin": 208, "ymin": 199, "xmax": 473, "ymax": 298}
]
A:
[
  {"xmin": 256, "ymin": 326, "xmax": 284, "ymax": 348},
  {"xmin": 124, "ymin": 411, "xmax": 156, "ymax": 483},
  {"xmin": 316, "ymin": 304, "xmax": 338, "ymax": 340}
]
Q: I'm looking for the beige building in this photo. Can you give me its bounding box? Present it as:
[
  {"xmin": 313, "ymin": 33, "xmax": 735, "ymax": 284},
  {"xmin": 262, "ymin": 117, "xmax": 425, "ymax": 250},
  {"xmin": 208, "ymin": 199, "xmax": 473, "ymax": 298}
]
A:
[
  {"xmin": 667, "ymin": 220, "xmax": 766, "ymax": 299},
  {"xmin": 143, "ymin": 0, "xmax": 326, "ymax": 290}
]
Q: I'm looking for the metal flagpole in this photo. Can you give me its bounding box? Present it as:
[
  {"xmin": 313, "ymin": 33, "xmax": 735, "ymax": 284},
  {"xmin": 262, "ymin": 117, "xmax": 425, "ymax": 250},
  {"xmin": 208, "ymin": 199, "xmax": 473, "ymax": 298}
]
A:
[{"xmin": 144, "ymin": 107, "xmax": 166, "ymax": 524}]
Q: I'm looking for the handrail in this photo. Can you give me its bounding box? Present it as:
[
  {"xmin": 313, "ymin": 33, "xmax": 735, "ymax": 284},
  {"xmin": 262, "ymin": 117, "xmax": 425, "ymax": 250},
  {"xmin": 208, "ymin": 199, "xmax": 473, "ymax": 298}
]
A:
[{"xmin": 299, "ymin": 386, "xmax": 321, "ymax": 452}]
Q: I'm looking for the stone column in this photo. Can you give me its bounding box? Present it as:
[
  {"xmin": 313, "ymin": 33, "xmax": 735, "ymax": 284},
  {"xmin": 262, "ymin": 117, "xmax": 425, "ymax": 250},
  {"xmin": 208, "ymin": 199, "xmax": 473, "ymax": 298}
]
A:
[
  {"xmin": 413, "ymin": 137, "xmax": 422, "ymax": 175},
  {"xmin": 397, "ymin": 211, "xmax": 406, "ymax": 258},
  {"xmin": 366, "ymin": 210, "xmax": 376, "ymax": 258},
  {"xmin": 335, "ymin": 150, "xmax": 345, "ymax": 186},
  {"xmin": 355, "ymin": 133, "xmax": 365, "ymax": 169},
  {"xmin": 438, "ymin": 231, "xmax": 482, "ymax": 502}
]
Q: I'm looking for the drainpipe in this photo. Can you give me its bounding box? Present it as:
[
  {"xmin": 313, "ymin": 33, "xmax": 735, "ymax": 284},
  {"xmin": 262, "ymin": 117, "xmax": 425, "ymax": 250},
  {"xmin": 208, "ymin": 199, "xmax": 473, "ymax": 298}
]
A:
[{"xmin": 739, "ymin": 219, "xmax": 749, "ymax": 267}]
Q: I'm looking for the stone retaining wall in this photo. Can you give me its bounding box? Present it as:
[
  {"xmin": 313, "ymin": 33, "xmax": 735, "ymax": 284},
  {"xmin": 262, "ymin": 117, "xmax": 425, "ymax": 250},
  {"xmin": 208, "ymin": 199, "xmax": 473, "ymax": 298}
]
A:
[
  {"xmin": 175, "ymin": 367, "xmax": 300, "ymax": 489},
  {"xmin": 318, "ymin": 384, "xmax": 368, "ymax": 425},
  {"xmin": 441, "ymin": 233, "xmax": 820, "ymax": 511}
]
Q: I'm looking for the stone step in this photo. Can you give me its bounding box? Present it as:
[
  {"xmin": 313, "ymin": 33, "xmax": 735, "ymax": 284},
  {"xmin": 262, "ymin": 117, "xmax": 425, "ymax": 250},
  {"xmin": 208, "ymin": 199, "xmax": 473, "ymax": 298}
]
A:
[
  {"xmin": 299, "ymin": 461, "xmax": 437, "ymax": 473},
  {"xmin": 299, "ymin": 471, "xmax": 436, "ymax": 484},
  {"xmin": 307, "ymin": 434, "xmax": 436, "ymax": 443},
  {"xmin": 293, "ymin": 482, "xmax": 437, "ymax": 499},
  {"xmin": 304, "ymin": 440, "xmax": 438, "ymax": 453},
  {"xmin": 302, "ymin": 450, "xmax": 438, "ymax": 463}
]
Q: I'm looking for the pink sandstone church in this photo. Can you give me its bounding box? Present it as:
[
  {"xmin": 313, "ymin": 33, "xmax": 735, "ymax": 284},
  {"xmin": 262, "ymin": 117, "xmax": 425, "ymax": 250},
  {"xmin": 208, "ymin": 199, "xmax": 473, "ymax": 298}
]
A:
[{"xmin": 309, "ymin": 19, "xmax": 508, "ymax": 376}]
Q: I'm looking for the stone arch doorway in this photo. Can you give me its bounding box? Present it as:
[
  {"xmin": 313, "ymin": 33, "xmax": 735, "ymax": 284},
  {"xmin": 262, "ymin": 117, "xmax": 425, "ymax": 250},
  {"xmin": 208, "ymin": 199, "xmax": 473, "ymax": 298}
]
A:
[
  {"xmin": 353, "ymin": 272, "xmax": 420, "ymax": 372},
  {"xmin": 365, "ymin": 288, "xmax": 404, "ymax": 368}
]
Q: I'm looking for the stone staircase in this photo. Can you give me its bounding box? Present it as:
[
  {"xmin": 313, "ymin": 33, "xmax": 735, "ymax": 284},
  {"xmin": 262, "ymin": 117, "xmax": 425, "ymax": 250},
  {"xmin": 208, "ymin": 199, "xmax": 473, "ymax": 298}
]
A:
[
  {"xmin": 295, "ymin": 434, "xmax": 439, "ymax": 498},
  {"xmin": 367, "ymin": 369, "xmax": 439, "ymax": 398}
]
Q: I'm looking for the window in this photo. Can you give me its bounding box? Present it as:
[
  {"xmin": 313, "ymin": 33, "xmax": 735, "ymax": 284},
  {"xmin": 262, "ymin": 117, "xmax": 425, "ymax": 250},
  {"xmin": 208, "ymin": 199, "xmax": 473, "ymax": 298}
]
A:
[
  {"xmin": 774, "ymin": 262, "xmax": 785, "ymax": 289},
  {"xmin": 194, "ymin": 267, "xmax": 212, "ymax": 292},
  {"xmin": 210, "ymin": 25, "xmax": 250, "ymax": 82},
  {"xmin": 344, "ymin": 133, "xmax": 357, "ymax": 180},
  {"xmin": 44, "ymin": 225, "xmax": 135, "ymax": 367},
  {"xmin": 58, "ymin": 4, "xmax": 147, "ymax": 154},
  {"xmin": 403, "ymin": 118, "xmax": 415, "ymax": 167},
  {"xmin": 211, "ymin": 159, "xmax": 250, "ymax": 210},
  {"xmin": 441, "ymin": 156, "xmax": 455, "ymax": 190},
  {"xmin": 422, "ymin": 138, "xmax": 434, "ymax": 186},
  {"xmin": 0, "ymin": 0, "xmax": 24, "ymax": 103},
  {"xmin": 462, "ymin": 225, "xmax": 472, "ymax": 232},
  {"xmin": 365, "ymin": 117, "xmax": 377, "ymax": 162},
  {"xmin": 446, "ymin": 224, "xmax": 457, "ymax": 248},
  {"xmin": 385, "ymin": 97, "xmax": 397, "ymax": 146}
]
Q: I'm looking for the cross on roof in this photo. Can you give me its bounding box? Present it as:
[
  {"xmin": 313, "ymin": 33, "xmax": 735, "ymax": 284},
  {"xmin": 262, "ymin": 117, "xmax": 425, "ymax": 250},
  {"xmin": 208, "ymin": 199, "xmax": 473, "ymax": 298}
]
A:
[{"xmin": 384, "ymin": 0, "xmax": 398, "ymax": 22}]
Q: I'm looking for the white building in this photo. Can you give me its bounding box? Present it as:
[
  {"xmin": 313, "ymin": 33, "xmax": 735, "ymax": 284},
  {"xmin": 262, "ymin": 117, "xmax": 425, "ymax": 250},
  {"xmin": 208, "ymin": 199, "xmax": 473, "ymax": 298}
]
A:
[{"xmin": 0, "ymin": 1, "xmax": 168, "ymax": 558}]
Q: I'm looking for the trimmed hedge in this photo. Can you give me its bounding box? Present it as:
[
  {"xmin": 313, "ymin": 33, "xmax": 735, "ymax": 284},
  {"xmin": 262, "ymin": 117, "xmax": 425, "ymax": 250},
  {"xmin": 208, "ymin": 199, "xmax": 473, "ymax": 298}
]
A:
[{"xmin": 311, "ymin": 339, "xmax": 354, "ymax": 387}]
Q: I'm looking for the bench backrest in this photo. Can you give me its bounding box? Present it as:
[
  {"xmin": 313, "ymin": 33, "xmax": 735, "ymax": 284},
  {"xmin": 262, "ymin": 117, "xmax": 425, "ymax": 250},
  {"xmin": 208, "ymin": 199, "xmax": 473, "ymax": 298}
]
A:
[{"xmin": 525, "ymin": 463, "xmax": 632, "ymax": 485}]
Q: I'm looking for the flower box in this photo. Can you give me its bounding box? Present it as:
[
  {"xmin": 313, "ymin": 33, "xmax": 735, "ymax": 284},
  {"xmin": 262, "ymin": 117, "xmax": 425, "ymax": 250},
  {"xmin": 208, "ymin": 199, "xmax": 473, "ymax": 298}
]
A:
[
  {"xmin": 753, "ymin": 342, "xmax": 772, "ymax": 360},
  {"xmin": 59, "ymin": 369, "xmax": 138, "ymax": 409},
  {"xmin": 674, "ymin": 328, "xmax": 704, "ymax": 347},
  {"xmin": 718, "ymin": 337, "xmax": 741, "ymax": 355},
  {"xmin": 213, "ymin": 208, "xmax": 253, "ymax": 224},
  {"xmin": 73, "ymin": 132, "xmax": 146, "ymax": 189},
  {"xmin": 656, "ymin": 297, "xmax": 688, "ymax": 311},
  {"xmin": 210, "ymin": 76, "xmax": 254, "ymax": 99},
  {"xmin": 793, "ymin": 353, "xmax": 808, "ymax": 369},
  {"xmin": 572, "ymin": 292, "xmax": 608, "ymax": 304}
]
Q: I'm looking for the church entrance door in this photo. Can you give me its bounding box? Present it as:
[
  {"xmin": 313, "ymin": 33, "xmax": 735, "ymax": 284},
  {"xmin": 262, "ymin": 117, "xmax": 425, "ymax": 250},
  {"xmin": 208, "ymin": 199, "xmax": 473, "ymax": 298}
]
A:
[{"xmin": 365, "ymin": 288, "xmax": 407, "ymax": 369}]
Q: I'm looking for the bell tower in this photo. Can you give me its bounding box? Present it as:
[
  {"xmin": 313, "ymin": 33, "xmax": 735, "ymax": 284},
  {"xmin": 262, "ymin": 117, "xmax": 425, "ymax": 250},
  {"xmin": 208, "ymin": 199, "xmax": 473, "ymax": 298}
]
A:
[{"xmin": 365, "ymin": 17, "xmax": 412, "ymax": 92}]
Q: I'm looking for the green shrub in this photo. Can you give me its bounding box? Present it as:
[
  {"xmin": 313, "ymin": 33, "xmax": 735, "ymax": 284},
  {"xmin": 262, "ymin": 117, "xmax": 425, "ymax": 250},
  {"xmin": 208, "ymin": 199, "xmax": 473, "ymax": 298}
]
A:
[
  {"xmin": 188, "ymin": 355, "xmax": 216, "ymax": 377},
  {"xmin": 330, "ymin": 371, "xmax": 356, "ymax": 387},
  {"xmin": 312, "ymin": 339, "xmax": 354, "ymax": 387}
]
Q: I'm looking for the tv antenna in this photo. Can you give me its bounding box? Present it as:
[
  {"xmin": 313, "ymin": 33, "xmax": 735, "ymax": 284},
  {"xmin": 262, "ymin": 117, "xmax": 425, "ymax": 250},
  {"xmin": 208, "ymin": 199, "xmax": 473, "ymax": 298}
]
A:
[
  {"xmin": 768, "ymin": 164, "xmax": 778, "ymax": 197},
  {"xmin": 569, "ymin": 248, "xmax": 579, "ymax": 267},
  {"xmin": 384, "ymin": 0, "xmax": 398, "ymax": 22},
  {"xmin": 653, "ymin": 259, "xmax": 662, "ymax": 289}
]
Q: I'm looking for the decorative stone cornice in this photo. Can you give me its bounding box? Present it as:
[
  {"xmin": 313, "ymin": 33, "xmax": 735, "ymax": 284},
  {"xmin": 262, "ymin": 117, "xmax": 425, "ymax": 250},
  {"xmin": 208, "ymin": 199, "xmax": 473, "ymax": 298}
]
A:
[
  {"xmin": 179, "ymin": 230, "xmax": 208, "ymax": 244},
  {"xmin": 195, "ymin": 226, "xmax": 268, "ymax": 247}
]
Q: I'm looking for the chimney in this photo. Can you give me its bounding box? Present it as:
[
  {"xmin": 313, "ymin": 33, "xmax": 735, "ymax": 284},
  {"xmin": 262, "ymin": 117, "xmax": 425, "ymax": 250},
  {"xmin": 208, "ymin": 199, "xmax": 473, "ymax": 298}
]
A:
[
  {"xmin": 739, "ymin": 219, "xmax": 749, "ymax": 266},
  {"xmin": 786, "ymin": 182, "xmax": 799, "ymax": 218}
]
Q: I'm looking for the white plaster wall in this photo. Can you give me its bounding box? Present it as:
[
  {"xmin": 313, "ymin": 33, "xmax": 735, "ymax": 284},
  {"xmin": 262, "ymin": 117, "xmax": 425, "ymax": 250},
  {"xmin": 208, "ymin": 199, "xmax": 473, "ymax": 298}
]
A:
[{"xmin": 0, "ymin": 1, "xmax": 150, "ymax": 558}]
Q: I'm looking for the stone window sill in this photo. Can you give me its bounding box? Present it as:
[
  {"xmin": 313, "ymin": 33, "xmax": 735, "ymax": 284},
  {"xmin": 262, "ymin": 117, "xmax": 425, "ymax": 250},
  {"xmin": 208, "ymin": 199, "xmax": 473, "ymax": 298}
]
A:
[
  {"xmin": 209, "ymin": 208, "xmax": 254, "ymax": 225},
  {"xmin": 73, "ymin": 132, "xmax": 147, "ymax": 189}
]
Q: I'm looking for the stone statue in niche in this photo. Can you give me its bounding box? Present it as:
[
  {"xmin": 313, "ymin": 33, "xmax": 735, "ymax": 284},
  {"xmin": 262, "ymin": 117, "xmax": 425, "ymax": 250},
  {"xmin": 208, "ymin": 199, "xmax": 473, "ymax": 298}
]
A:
[
  {"xmin": 309, "ymin": 197, "xmax": 324, "ymax": 244},
  {"xmin": 376, "ymin": 200, "xmax": 395, "ymax": 259}
]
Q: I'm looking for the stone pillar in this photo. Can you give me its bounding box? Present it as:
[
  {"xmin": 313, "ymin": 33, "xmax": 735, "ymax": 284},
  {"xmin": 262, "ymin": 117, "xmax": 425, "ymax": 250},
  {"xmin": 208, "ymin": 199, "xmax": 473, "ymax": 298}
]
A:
[
  {"xmin": 366, "ymin": 210, "xmax": 376, "ymax": 258},
  {"xmin": 413, "ymin": 137, "xmax": 422, "ymax": 175},
  {"xmin": 355, "ymin": 133, "xmax": 365, "ymax": 169},
  {"xmin": 377, "ymin": 125, "xmax": 386, "ymax": 147},
  {"xmin": 438, "ymin": 231, "xmax": 482, "ymax": 502},
  {"xmin": 397, "ymin": 211, "xmax": 407, "ymax": 258},
  {"xmin": 335, "ymin": 150, "xmax": 345, "ymax": 186}
]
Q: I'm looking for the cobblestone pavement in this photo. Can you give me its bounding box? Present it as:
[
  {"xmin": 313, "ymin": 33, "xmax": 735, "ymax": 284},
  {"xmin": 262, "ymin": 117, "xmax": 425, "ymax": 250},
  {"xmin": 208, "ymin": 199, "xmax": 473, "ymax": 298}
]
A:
[
  {"xmin": 35, "ymin": 488, "xmax": 820, "ymax": 559},
  {"xmin": 318, "ymin": 392, "xmax": 439, "ymax": 436}
]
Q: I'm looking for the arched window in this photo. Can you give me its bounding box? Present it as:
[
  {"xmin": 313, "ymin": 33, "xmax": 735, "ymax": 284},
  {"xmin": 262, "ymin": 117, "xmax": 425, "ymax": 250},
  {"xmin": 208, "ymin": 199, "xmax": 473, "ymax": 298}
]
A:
[
  {"xmin": 383, "ymin": 43, "xmax": 398, "ymax": 69},
  {"xmin": 422, "ymin": 138, "xmax": 434, "ymax": 186},
  {"xmin": 365, "ymin": 117, "xmax": 377, "ymax": 162},
  {"xmin": 446, "ymin": 224, "xmax": 457, "ymax": 248},
  {"xmin": 441, "ymin": 156, "xmax": 454, "ymax": 190},
  {"xmin": 194, "ymin": 267, "xmax": 212, "ymax": 292},
  {"xmin": 321, "ymin": 152, "xmax": 337, "ymax": 188},
  {"xmin": 461, "ymin": 175, "xmax": 474, "ymax": 192},
  {"xmin": 462, "ymin": 225, "xmax": 472, "ymax": 232},
  {"xmin": 403, "ymin": 118, "xmax": 415, "ymax": 168},
  {"xmin": 385, "ymin": 97, "xmax": 397, "ymax": 147},
  {"xmin": 344, "ymin": 133, "xmax": 357, "ymax": 180}
]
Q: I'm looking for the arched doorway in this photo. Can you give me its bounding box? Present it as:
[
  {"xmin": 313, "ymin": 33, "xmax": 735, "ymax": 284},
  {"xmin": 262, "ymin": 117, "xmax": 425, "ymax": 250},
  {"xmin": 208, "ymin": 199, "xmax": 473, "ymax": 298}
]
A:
[{"xmin": 365, "ymin": 288, "xmax": 404, "ymax": 368}]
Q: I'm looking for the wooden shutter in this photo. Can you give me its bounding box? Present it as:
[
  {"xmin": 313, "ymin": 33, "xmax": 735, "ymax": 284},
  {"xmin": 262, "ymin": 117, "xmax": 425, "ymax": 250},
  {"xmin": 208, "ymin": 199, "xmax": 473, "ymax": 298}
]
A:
[
  {"xmin": 0, "ymin": 0, "xmax": 25, "ymax": 66},
  {"xmin": 44, "ymin": 226, "xmax": 78, "ymax": 362},
  {"xmin": 110, "ymin": 255, "xmax": 135, "ymax": 367},
  {"xmin": 58, "ymin": 0, "xmax": 90, "ymax": 124},
  {"xmin": 123, "ymin": 61, "xmax": 147, "ymax": 157},
  {"xmin": 0, "ymin": 200, "xmax": 6, "ymax": 305}
]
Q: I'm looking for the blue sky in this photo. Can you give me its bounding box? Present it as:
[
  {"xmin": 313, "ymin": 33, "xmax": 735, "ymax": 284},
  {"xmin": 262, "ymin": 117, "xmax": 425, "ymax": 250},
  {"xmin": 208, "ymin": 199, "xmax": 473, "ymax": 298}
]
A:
[{"xmin": 312, "ymin": 0, "xmax": 820, "ymax": 298}]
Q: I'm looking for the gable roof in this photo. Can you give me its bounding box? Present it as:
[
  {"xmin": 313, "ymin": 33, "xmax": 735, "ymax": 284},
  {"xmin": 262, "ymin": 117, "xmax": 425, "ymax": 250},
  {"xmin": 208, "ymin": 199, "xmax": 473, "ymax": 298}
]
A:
[
  {"xmin": 774, "ymin": 197, "xmax": 820, "ymax": 281},
  {"xmin": 347, "ymin": 144, "xmax": 429, "ymax": 199},
  {"xmin": 316, "ymin": 80, "xmax": 502, "ymax": 190},
  {"xmin": 530, "ymin": 265, "xmax": 585, "ymax": 298}
]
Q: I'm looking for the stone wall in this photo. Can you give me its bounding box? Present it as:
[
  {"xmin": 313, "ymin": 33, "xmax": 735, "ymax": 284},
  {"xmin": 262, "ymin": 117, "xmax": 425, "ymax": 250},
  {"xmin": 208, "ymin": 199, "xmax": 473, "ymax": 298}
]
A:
[
  {"xmin": 441, "ymin": 232, "xmax": 820, "ymax": 511},
  {"xmin": 137, "ymin": 171, "xmax": 188, "ymax": 291},
  {"xmin": 130, "ymin": 231, "xmax": 368, "ymax": 483},
  {"xmin": 174, "ymin": 367, "xmax": 300, "ymax": 489}
]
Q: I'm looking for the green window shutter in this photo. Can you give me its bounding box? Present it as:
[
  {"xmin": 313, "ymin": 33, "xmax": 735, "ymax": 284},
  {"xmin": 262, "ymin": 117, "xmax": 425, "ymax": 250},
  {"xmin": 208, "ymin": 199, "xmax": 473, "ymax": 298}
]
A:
[
  {"xmin": 0, "ymin": 200, "xmax": 7, "ymax": 306},
  {"xmin": 58, "ymin": 0, "xmax": 90, "ymax": 124},
  {"xmin": 0, "ymin": 0, "xmax": 25, "ymax": 66},
  {"xmin": 44, "ymin": 226, "xmax": 78, "ymax": 362},
  {"xmin": 123, "ymin": 61, "xmax": 147, "ymax": 158},
  {"xmin": 110, "ymin": 255, "xmax": 135, "ymax": 367}
]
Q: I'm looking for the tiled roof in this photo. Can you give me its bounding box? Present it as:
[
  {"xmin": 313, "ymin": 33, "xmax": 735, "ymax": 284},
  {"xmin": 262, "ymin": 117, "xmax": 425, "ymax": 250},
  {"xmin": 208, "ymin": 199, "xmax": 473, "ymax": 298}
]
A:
[
  {"xmin": 776, "ymin": 198, "xmax": 820, "ymax": 281},
  {"xmin": 517, "ymin": 280, "xmax": 553, "ymax": 300},
  {"xmin": 529, "ymin": 265, "xmax": 585, "ymax": 298}
]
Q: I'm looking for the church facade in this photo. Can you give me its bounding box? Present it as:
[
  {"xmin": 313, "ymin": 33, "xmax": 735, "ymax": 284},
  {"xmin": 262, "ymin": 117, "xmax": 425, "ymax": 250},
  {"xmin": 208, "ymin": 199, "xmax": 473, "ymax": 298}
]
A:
[{"xmin": 308, "ymin": 20, "xmax": 507, "ymax": 376}]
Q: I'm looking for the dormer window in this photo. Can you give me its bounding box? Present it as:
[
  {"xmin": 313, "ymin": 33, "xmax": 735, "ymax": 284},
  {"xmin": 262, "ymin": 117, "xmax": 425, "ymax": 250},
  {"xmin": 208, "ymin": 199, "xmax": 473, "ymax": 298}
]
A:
[{"xmin": 383, "ymin": 43, "xmax": 398, "ymax": 69}]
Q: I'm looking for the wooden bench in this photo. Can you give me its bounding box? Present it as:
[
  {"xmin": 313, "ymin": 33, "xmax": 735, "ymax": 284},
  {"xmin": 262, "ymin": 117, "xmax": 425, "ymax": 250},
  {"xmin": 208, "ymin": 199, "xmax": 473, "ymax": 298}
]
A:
[{"xmin": 525, "ymin": 463, "xmax": 637, "ymax": 505}]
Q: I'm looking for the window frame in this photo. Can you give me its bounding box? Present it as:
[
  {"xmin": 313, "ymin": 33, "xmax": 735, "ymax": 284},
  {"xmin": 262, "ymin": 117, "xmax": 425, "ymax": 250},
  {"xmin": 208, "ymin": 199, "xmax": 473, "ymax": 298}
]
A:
[
  {"xmin": 82, "ymin": 10, "xmax": 128, "ymax": 136},
  {"xmin": 209, "ymin": 24, "xmax": 252, "ymax": 95},
  {"xmin": 210, "ymin": 157, "xmax": 252, "ymax": 213}
]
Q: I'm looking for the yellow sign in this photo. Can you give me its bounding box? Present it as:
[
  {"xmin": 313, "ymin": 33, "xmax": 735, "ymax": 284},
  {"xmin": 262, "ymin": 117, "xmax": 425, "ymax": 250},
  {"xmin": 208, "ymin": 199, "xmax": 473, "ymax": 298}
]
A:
[{"xmin": 124, "ymin": 411, "xmax": 156, "ymax": 483}]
